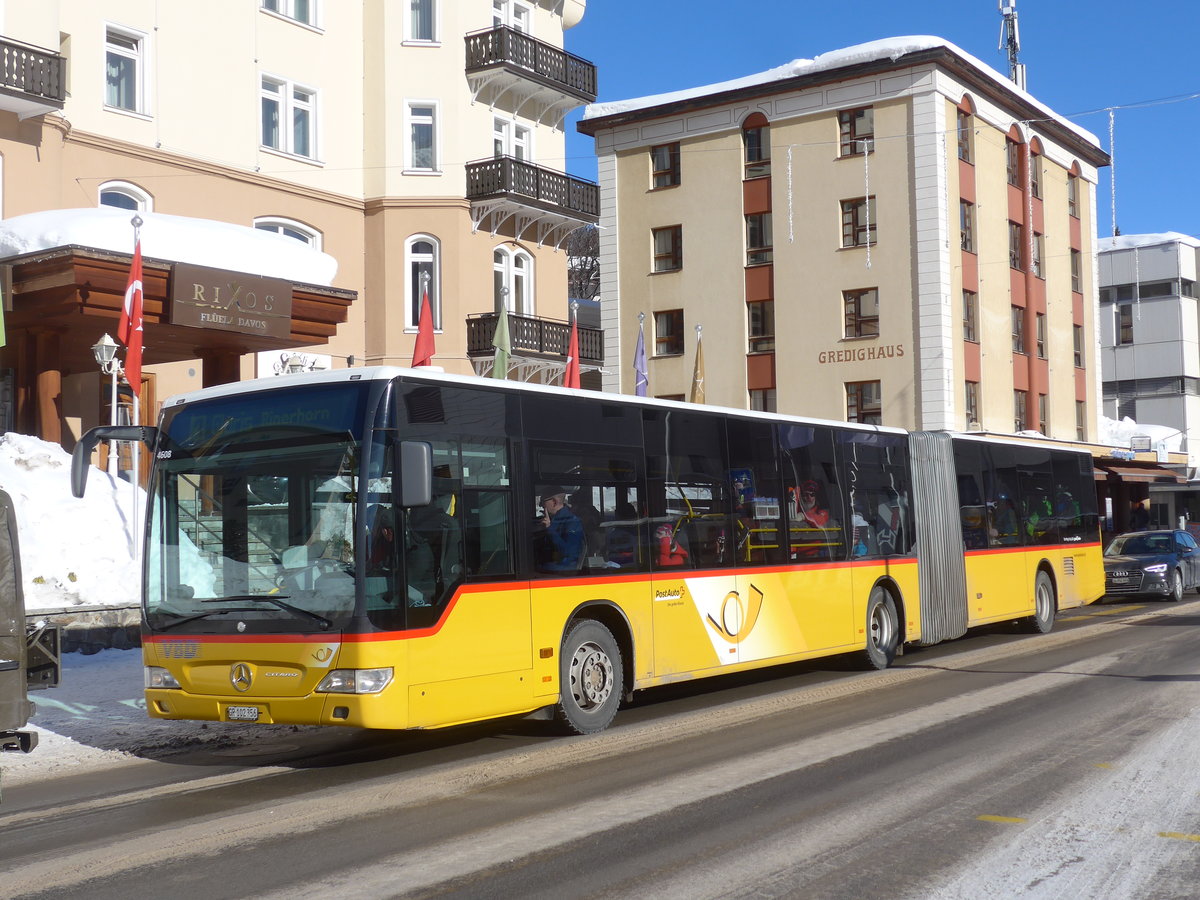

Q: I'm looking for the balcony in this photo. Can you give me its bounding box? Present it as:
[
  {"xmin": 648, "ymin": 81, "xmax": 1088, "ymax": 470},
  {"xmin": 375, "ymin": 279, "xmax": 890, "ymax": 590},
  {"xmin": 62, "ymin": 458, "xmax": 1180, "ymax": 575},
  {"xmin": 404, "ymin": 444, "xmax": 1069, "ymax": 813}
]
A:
[
  {"xmin": 467, "ymin": 311, "xmax": 603, "ymax": 381},
  {"xmin": 465, "ymin": 26, "xmax": 597, "ymax": 126},
  {"xmin": 466, "ymin": 156, "xmax": 598, "ymax": 246},
  {"xmin": 0, "ymin": 37, "xmax": 64, "ymax": 118}
]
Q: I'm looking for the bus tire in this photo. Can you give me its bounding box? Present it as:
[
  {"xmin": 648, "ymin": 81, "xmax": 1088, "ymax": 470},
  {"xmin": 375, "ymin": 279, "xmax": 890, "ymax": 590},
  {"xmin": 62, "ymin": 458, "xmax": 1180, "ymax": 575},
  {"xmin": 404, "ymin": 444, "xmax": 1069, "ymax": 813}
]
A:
[
  {"xmin": 555, "ymin": 619, "xmax": 623, "ymax": 735},
  {"xmin": 1024, "ymin": 570, "xmax": 1056, "ymax": 633},
  {"xmin": 860, "ymin": 587, "xmax": 899, "ymax": 670}
]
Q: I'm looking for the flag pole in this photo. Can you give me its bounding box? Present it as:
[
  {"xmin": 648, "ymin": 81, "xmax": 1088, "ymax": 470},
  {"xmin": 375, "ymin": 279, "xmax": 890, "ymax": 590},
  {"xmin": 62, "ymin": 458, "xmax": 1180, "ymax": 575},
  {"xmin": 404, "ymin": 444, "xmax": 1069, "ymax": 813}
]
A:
[{"xmin": 130, "ymin": 214, "xmax": 142, "ymax": 569}]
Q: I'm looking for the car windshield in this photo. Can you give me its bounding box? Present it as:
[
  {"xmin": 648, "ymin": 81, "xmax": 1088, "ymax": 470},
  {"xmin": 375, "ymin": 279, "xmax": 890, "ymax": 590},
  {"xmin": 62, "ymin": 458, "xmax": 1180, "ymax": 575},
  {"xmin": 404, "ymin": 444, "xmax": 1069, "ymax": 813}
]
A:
[{"xmin": 1106, "ymin": 533, "xmax": 1172, "ymax": 557}]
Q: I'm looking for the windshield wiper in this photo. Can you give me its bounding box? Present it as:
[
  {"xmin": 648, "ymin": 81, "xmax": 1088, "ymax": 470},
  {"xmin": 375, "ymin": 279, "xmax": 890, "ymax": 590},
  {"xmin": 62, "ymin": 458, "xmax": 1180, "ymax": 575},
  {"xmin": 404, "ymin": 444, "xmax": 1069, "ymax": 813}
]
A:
[
  {"xmin": 204, "ymin": 595, "xmax": 333, "ymax": 631},
  {"xmin": 154, "ymin": 607, "xmax": 257, "ymax": 631}
]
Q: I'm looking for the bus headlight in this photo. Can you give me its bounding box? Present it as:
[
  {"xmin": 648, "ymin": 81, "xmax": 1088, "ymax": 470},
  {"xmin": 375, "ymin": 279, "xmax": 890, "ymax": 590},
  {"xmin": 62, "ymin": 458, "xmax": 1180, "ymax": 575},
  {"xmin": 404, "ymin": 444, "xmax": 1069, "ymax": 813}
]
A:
[
  {"xmin": 316, "ymin": 668, "xmax": 393, "ymax": 694},
  {"xmin": 145, "ymin": 666, "xmax": 181, "ymax": 689}
]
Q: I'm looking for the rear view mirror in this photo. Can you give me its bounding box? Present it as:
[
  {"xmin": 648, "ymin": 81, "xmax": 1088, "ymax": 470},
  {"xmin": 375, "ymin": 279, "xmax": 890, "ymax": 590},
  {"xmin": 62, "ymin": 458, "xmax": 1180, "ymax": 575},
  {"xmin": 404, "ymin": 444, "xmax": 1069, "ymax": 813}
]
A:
[
  {"xmin": 399, "ymin": 441, "xmax": 432, "ymax": 507},
  {"xmin": 71, "ymin": 426, "xmax": 158, "ymax": 497}
]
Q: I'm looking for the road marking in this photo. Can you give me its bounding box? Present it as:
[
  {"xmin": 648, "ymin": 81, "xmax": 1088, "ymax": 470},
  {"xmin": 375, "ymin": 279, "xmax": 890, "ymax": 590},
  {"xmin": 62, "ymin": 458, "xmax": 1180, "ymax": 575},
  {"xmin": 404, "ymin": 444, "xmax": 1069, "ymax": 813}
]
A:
[
  {"xmin": 1059, "ymin": 604, "xmax": 1145, "ymax": 622},
  {"xmin": 1093, "ymin": 763, "xmax": 1113, "ymax": 769},
  {"xmin": 977, "ymin": 814, "xmax": 1027, "ymax": 824},
  {"xmin": 1158, "ymin": 831, "xmax": 1200, "ymax": 842}
]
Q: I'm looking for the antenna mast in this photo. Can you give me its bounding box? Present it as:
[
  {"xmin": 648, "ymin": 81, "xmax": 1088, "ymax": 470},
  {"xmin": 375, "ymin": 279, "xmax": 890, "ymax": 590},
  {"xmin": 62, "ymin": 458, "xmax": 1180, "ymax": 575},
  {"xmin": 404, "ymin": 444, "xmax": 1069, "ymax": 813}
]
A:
[{"xmin": 998, "ymin": 0, "xmax": 1026, "ymax": 90}]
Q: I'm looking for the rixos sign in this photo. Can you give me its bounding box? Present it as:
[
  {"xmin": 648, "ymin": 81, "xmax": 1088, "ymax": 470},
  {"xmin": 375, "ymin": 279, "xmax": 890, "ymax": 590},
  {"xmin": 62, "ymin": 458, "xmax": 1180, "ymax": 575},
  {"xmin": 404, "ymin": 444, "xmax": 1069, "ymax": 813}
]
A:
[{"xmin": 171, "ymin": 262, "xmax": 292, "ymax": 339}]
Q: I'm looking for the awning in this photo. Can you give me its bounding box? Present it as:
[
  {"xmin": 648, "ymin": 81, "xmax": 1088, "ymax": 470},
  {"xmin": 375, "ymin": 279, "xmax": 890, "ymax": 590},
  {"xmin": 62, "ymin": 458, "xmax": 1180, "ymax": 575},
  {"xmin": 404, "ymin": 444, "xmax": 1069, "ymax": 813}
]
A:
[{"xmin": 1095, "ymin": 462, "xmax": 1187, "ymax": 484}]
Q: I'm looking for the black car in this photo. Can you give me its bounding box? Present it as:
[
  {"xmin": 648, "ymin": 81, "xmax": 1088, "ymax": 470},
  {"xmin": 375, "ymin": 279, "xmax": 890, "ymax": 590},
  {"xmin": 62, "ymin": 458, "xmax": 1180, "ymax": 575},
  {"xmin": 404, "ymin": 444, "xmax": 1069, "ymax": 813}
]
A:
[{"xmin": 1103, "ymin": 529, "xmax": 1200, "ymax": 601}]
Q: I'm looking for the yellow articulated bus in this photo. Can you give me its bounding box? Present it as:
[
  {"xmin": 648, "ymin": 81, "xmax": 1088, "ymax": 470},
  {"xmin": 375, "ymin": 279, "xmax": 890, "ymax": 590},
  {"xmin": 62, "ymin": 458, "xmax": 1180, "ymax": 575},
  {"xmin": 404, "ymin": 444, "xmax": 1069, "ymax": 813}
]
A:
[{"xmin": 72, "ymin": 368, "xmax": 1104, "ymax": 735}]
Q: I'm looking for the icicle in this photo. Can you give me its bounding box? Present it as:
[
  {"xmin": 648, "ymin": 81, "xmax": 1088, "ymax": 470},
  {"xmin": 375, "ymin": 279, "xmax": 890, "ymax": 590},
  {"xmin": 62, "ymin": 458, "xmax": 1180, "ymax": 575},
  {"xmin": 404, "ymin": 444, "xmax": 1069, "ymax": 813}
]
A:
[
  {"xmin": 787, "ymin": 146, "xmax": 795, "ymax": 244},
  {"xmin": 862, "ymin": 139, "xmax": 872, "ymax": 269},
  {"xmin": 1108, "ymin": 109, "xmax": 1118, "ymax": 237},
  {"xmin": 1134, "ymin": 246, "xmax": 1141, "ymax": 320}
]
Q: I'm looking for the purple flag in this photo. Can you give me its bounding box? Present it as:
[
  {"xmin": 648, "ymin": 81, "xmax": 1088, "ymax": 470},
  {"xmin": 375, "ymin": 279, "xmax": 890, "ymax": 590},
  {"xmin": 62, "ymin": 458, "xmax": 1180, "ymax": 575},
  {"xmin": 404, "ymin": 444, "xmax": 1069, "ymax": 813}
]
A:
[{"xmin": 633, "ymin": 321, "xmax": 648, "ymax": 397}]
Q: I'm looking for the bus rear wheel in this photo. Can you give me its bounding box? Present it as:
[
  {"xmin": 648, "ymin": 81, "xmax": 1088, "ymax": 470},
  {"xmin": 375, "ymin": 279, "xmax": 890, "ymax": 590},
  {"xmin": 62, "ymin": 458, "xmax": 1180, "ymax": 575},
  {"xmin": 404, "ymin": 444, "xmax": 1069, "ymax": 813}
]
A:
[
  {"xmin": 860, "ymin": 587, "xmax": 899, "ymax": 670},
  {"xmin": 555, "ymin": 619, "xmax": 623, "ymax": 735},
  {"xmin": 1023, "ymin": 570, "xmax": 1056, "ymax": 633}
]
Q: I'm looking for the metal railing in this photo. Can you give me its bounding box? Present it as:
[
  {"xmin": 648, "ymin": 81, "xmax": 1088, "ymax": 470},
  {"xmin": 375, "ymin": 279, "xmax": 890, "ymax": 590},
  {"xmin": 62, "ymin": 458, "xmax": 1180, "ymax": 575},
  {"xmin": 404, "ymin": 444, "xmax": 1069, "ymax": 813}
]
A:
[
  {"xmin": 467, "ymin": 312, "xmax": 603, "ymax": 362},
  {"xmin": 465, "ymin": 26, "xmax": 597, "ymax": 101}
]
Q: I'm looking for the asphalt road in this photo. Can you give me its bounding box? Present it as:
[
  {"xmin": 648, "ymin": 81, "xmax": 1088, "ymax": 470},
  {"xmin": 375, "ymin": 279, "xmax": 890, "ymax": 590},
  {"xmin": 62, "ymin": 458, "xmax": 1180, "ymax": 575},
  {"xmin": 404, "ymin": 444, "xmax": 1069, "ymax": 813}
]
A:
[{"xmin": 4, "ymin": 597, "xmax": 1200, "ymax": 899}]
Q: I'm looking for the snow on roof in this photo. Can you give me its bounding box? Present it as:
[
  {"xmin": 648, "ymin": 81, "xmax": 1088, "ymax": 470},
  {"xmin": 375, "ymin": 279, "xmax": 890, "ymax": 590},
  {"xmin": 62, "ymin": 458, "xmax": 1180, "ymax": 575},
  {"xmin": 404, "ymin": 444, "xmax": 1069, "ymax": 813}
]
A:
[
  {"xmin": 1098, "ymin": 232, "xmax": 1200, "ymax": 253},
  {"xmin": 582, "ymin": 35, "xmax": 1100, "ymax": 147},
  {"xmin": 0, "ymin": 207, "xmax": 337, "ymax": 285}
]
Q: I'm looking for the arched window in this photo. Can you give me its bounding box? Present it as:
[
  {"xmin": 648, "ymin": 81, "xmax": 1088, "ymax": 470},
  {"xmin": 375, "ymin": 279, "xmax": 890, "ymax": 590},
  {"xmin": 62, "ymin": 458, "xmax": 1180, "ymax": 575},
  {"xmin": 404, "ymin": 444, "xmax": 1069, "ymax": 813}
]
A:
[
  {"xmin": 254, "ymin": 216, "xmax": 322, "ymax": 250},
  {"xmin": 742, "ymin": 113, "xmax": 771, "ymax": 179},
  {"xmin": 99, "ymin": 181, "xmax": 153, "ymax": 211},
  {"xmin": 493, "ymin": 245, "xmax": 534, "ymax": 315},
  {"xmin": 407, "ymin": 235, "xmax": 441, "ymax": 330}
]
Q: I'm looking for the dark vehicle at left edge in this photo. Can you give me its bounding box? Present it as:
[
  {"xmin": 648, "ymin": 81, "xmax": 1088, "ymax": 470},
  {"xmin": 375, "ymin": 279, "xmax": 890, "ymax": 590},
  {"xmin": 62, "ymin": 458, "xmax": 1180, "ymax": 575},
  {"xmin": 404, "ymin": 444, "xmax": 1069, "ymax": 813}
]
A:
[{"xmin": 1103, "ymin": 529, "xmax": 1200, "ymax": 602}]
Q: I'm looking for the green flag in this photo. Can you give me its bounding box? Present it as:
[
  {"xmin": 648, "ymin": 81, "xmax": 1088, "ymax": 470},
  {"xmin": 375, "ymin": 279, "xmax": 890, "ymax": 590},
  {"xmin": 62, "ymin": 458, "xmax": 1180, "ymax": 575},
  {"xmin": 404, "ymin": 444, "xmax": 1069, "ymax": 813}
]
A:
[{"xmin": 492, "ymin": 302, "xmax": 510, "ymax": 379}]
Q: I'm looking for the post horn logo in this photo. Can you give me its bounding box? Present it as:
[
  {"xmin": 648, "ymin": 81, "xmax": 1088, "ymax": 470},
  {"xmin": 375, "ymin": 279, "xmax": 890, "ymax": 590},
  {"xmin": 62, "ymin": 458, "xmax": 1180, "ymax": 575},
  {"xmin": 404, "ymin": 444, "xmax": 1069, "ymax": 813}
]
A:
[
  {"xmin": 312, "ymin": 647, "xmax": 333, "ymax": 663},
  {"xmin": 230, "ymin": 663, "xmax": 253, "ymax": 692},
  {"xmin": 706, "ymin": 583, "xmax": 765, "ymax": 644}
]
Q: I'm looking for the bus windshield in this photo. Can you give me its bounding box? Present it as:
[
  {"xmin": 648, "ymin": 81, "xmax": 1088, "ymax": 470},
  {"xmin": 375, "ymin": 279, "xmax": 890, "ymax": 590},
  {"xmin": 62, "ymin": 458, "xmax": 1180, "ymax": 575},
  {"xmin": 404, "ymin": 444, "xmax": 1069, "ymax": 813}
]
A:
[{"xmin": 145, "ymin": 382, "xmax": 380, "ymax": 634}]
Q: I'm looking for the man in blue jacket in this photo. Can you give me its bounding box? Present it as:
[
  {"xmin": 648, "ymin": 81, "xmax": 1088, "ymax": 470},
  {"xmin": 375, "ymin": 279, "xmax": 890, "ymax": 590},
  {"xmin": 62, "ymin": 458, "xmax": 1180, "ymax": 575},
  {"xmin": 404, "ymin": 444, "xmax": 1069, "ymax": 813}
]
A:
[{"xmin": 536, "ymin": 486, "xmax": 585, "ymax": 572}]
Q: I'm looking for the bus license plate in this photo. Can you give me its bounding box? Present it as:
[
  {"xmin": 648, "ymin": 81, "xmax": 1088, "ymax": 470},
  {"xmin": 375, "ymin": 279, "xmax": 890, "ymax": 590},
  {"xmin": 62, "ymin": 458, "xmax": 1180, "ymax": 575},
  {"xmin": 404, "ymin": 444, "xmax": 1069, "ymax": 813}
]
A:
[{"xmin": 227, "ymin": 705, "xmax": 260, "ymax": 722}]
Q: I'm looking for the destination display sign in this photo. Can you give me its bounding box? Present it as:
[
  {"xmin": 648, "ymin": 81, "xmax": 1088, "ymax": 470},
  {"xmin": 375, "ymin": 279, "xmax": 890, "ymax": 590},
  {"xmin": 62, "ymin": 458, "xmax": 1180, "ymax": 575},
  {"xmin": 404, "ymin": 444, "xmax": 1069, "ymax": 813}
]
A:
[{"xmin": 171, "ymin": 262, "xmax": 293, "ymax": 339}]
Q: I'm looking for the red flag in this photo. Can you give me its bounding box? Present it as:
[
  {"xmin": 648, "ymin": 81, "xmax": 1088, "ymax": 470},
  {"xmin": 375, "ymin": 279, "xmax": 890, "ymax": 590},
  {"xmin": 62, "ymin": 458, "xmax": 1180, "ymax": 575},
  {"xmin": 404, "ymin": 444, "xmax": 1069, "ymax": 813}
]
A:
[
  {"xmin": 564, "ymin": 311, "xmax": 580, "ymax": 389},
  {"xmin": 118, "ymin": 241, "xmax": 144, "ymax": 397},
  {"xmin": 411, "ymin": 287, "xmax": 435, "ymax": 367}
]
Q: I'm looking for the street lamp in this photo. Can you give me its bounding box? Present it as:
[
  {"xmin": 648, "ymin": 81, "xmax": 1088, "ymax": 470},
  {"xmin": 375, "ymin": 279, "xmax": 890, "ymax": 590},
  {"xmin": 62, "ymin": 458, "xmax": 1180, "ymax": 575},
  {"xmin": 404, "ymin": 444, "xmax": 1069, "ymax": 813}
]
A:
[{"xmin": 91, "ymin": 333, "xmax": 122, "ymax": 475}]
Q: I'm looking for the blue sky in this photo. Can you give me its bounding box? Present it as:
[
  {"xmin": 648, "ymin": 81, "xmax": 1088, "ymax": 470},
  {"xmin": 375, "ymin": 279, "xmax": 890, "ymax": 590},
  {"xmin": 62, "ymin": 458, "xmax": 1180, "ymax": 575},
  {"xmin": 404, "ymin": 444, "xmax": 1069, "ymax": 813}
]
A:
[{"xmin": 562, "ymin": 1, "xmax": 1200, "ymax": 239}]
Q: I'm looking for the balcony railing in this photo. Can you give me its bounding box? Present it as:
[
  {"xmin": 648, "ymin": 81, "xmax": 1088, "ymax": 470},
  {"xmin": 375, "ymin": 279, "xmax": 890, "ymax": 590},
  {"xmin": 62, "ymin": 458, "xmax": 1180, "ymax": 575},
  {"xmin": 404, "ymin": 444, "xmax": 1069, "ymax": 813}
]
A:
[
  {"xmin": 467, "ymin": 312, "xmax": 603, "ymax": 363},
  {"xmin": 465, "ymin": 26, "xmax": 597, "ymax": 104},
  {"xmin": 0, "ymin": 37, "xmax": 65, "ymax": 114},
  {"xmin": 466, "ymin": 157, "xmax": 599, "ymax": 224}
]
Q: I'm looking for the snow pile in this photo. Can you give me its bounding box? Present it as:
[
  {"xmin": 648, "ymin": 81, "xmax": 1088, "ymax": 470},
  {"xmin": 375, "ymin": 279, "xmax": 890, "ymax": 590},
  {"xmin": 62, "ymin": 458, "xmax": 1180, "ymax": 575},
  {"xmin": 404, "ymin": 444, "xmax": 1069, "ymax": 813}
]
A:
[
  {"xmin": 0, "ymin": 433, "xmax": 142, "ymax": 611},
  {"xmin": 1097, "ymin": 415, "xmax": 1185, "ymax": 452},
  {"xmin": 583, "ymin": 35, "xmax": 1099, "ymax": 147},
  {"xmin": 0, "ymin": 207, "xmax": 337, "ymax": 285},
  {"xmin": 1098, "ymin": 232, "xmax": 1200, "ymax": 253}
]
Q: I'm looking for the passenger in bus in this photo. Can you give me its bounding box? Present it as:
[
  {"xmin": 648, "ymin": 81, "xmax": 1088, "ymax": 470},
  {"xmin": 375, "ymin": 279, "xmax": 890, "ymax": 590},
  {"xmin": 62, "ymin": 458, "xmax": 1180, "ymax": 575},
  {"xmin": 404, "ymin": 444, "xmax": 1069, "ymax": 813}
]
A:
[
  {"xmin": 605, "ymin": 501, "xmax": 640, "ymax": 567},
  {"xmin": 655, "ymin": 519, "xmax": 689, "ymax": 566},
  {"xmin": 535, "ymin": 487, "xmax": 585, "ymax": 572},
  {"xmin": 570, "ymin": 491, "xmax": 603, "ymax": 564},
  {"xmin": 990, "ymin": 494, "xmax": 1020, "ymax": 545},
  {"xmin": 790, "ymin": 480, "xmax": 835, "ymax": 559}
]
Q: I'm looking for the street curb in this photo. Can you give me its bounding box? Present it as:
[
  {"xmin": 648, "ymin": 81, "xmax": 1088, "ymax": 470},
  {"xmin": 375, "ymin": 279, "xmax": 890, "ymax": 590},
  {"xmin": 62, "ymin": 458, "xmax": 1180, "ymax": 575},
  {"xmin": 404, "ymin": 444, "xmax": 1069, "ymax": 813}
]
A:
[{"xmin": 26, "ymin": 605, "xmax": 141, "ymax": 655}]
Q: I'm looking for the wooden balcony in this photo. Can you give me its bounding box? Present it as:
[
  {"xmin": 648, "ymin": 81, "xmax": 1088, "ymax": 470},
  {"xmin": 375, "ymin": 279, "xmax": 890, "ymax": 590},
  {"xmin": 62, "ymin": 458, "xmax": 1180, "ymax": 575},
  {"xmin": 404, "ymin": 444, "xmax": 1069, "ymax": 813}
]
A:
[
  {"xmin": 467, "ymin": 311, "xmax": 604, "ymax": 364},
  {"xmin": 465, "ymin": 26, "xmax": 597, "ymax": 126},
  {"xmin": 466, "ymin": 156, "xmax": 598, "ymax": 246},
  {"xmin": 0, "ymin": 37, "xmax": 64, "ymax": 118}
]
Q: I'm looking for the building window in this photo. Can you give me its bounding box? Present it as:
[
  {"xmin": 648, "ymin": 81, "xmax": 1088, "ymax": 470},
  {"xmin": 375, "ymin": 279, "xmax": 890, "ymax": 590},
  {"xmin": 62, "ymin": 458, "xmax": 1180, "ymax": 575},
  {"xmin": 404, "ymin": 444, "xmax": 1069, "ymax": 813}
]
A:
[
  {"xmin": 654, "ymin": 309, "xmax": 684, "ymax": 356},
  {"xmin": 1031, "ymin": 232, "xmax": 1045, "ymax": 278},
  {"xmin": 838, "ymin": 107, "xmax": 874, "ymax": 156},
  {"xmin": 841, "ymin": 196, "xmax": 876, "ymax": 248},
  {"xmin": 1074, "ymin": 324, "xmax": 1084, "ymax": 367},
  {"xmin": 1030, "ymin": 153, "xmax": 1042, "ymax": 199},
  {"xmin": 1071, "ymin": 249, "xmax": 1082, "ymax": 293},
  {"xmin": 956, "ymin": 109, "xmax": 973, "ymax": 163},
  {"xmin": 99, "ymin": 181, "xmax": 153, "ymax": 212},
  {"xmin": 843, "ymin": 288, "xmax": 879, "ymax": 339},
  {"xmin": 747, "ymin": 300, "xmax": 774, "ymax": 353},
  {"xmin": 746, "ymin": 213, "xmax": 773, "ymax": 265},
  {"xmin": 261, "ymin": 76, "xmax": 317, "ymax": 159},
  {"xmin": 965, "ymin": 381, "xmax": 980, "ymax": 426},
  {"xmin": 1037, "ymin": 393, "xmax": 1048, "ymax": 434},
  {"xmin": 105, "ymin": 26, "xmax": 146, "ymax": 114},
  {"xmin": 409, "ymin": 0, "xmax": 435, "ymax": 41},
  {"xmin": 650, "ymin": 143, "xmax": 680, "ymax": 189},
  {"xmin": 963, "ymin": 289, "xmax": 978, "ymax": 342},
  {"xmin": 652, "ymin": 226, "xmax": 682, "ymax": 273},
  {"xmin": 749, "ymin": 389, "xmax": 777, "ymax": 412},
  {"xmin": 1008, "ymin": 221, "xmax": 1023, "ymax": 269},
  {"xmin": 407, "ymin": 102, "xmax": 438, "ymax": 171},
  {"xmin": 493, "ymin": 116, "xmax": 531, "ymax": 161},
  {"xmin": 406, "ymin": 235, "xmax": 441, "ymax": 330},
  {"xmin": 1067, "ymin": 174, "xmax": 1080, "ymax": 217},
  {"xmin": 261, "ymin": 0, "xmax": 318, "ymax": 26},
  {"xmin": 493, "ymin": 0, "xmax": 531, "ymax": 32},
  {"xmin": 1012, "ymin": 306, "xmax": 1026, "ymax": 353},
  {"xmin": 1014, "ymin": 389, "xmax": 1028, "ymax": 431},
  {"xmin": 959, "ymin": 200, "xmax": 975, "ymax": 252},
  {"xmin": 1006, "ymin": 139, "xmax": 1021, "ymax": 187},
  {"xmin": 1036, "ymin": 313, "xmax": 1047, "ymax": 359},
  {"xmin": 1076, "ymin": 400, "xmax": 1086, "ymax": 440},
  {"xmin": 1116, "ymin": 304, "xmax": 1133, "ymax": 345},
  {"xmin": 846, "ymin": 381, "xmax": 882, "ymax": 425},
  {"xmin": 493, "ymin": 245, "xmax": 533, "ymax": 315},
  {"xmin": 743, "ymin": 118, "xmax": 770, "ymax": 179},
  {"xmin": 254, "ymin": 217, "xmax": 321, "ymax": 249}
]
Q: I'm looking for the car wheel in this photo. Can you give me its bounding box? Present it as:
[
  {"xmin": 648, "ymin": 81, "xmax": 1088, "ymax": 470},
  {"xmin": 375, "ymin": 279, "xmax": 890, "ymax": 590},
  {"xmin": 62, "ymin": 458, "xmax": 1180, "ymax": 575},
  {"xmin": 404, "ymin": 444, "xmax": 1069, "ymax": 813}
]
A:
[{"xmin": 1169, "ymin": 569, "xmax": 1183, "ymax": 603}]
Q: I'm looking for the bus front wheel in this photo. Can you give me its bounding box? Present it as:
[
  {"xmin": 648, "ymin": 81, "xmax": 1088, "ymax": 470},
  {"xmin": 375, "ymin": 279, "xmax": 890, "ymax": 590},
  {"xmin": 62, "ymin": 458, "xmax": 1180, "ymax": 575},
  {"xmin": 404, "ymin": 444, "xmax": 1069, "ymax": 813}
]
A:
[
  {"xmin": 861, "ymin": 587, "xmax": 899, "ymax": 670},
  {"xmin": 1024, "ymin": 570, "xmax": 1056, "ymax": 633},
  {"xmin": 555, "ymin": 619, "xmax": 624, "ymax": 735}
]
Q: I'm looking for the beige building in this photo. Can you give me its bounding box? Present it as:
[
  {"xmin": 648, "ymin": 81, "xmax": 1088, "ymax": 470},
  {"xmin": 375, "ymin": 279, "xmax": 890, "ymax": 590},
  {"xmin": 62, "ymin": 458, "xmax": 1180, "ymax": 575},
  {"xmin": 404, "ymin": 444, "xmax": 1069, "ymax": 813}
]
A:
[
  {"xmin": 0, "ymin": 0, "xmax": 599, "ymax": 463},
  {"xmin": 578, "ymin": 37, "xmax": 1109, "ymax": 440}
]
